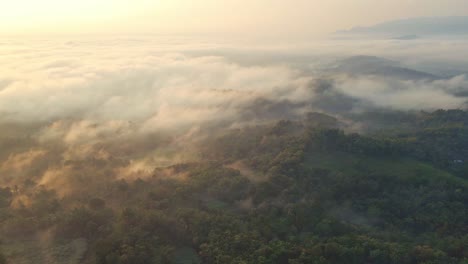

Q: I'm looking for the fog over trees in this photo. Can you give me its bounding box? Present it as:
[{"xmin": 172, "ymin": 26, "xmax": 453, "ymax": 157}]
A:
[{"xmin": 0, "ymin": 14, "xmax": 468, "ymax": 264}]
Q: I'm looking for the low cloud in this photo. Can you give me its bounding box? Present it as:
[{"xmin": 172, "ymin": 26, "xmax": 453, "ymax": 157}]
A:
[
  {"xmin": 332, "ymin": 74, "xmax": 468, "ymax": 110},
  {"xmin": 0, "ymin": 36, "xmax": 467, "ymax": 196}
]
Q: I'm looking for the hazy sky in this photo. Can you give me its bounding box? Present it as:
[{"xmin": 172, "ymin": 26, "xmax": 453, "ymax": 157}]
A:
[{"xmin": 1, "ymin": 0, "xmax": 468, "ymax": 36}]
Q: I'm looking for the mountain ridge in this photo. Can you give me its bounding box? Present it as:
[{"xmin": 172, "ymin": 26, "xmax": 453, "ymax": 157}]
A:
[{"xmin": 336, "ymin": 16, "xmax": 468, "ymax": 38}]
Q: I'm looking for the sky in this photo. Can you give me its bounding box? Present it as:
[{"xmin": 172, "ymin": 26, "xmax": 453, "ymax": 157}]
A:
[{"xmin": 1, "ymin": 0, "xmax": 468, "ymax": 37}]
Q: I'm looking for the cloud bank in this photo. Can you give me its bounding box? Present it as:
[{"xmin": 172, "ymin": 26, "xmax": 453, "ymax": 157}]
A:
[{"xmin": 0, "ymin": 36, "xmax": 467, "ymax": 196}]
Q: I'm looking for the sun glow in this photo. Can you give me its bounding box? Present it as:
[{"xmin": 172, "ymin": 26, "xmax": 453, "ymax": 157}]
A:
[{"xmin": 0, "ymin": 0, "xmax": 160, "ymax": 34}]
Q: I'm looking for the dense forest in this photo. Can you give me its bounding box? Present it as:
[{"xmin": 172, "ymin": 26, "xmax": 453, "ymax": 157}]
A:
[{"xmin": 0, "ymin": 109, "xmax": 467, "ymax": 264}]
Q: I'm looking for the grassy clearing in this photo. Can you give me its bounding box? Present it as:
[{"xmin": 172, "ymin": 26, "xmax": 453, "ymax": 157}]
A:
[{"xmin": 304, "ymin": 151, "xmax": 466, "ymax": 186}]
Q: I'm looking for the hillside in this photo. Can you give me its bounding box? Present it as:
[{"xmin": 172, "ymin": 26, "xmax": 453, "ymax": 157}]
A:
[
  {"xmin": 332, "ymin": 56, "xmax": 438, "ymax": 80},
  {"xmin": 0, "ymin": 110, "xmax": 467, "ymax": 264}
]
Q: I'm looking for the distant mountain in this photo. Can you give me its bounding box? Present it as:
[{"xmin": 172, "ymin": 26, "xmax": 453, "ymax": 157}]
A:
[
  {"xmin": 331, "ymin": 55, "xmax": 438, "ymax": 80},
  {"xmin": 336, "ymin": 16, "xmax": 468, "ymax": 38},
  {"xmin": 393, "ymin": 34, "xmax": 420, "ymax": 40}
]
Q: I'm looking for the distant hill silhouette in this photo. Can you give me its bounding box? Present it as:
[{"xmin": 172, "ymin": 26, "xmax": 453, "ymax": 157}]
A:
[
  {"xmin": 331, "ymin": 55, "xmax": 438, "ymax": 80},
  {"xmin": 336, "ymin": 16, "xmax": 468, "ymax": 38}
]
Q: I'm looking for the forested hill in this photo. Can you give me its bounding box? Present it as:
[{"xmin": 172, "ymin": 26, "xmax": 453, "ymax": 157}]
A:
[{"xmin": 0, "ymin": 109, "xmax": 467, "ymax": 264}]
